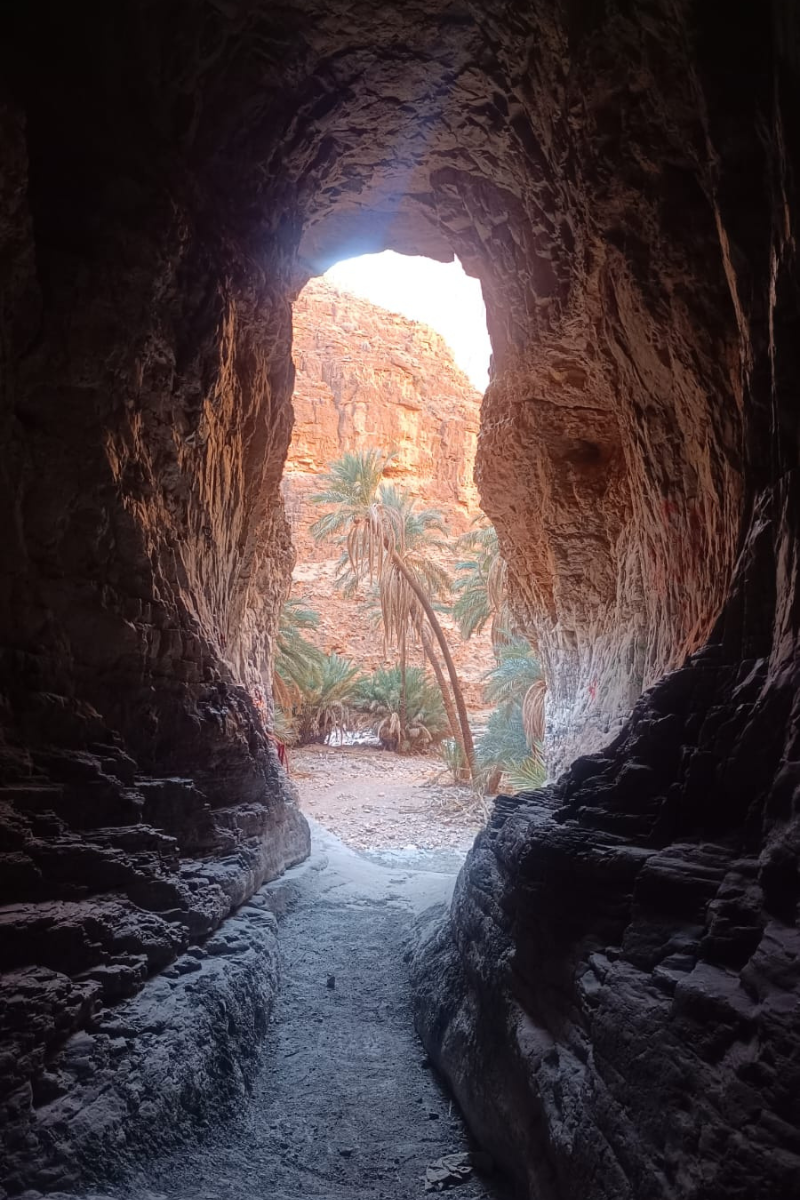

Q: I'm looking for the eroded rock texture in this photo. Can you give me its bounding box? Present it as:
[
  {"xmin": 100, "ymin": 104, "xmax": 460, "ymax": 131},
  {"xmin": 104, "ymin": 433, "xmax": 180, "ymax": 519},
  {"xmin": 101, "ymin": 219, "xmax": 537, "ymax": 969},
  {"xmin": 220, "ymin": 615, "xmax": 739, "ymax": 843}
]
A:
[
  {"xmin": 0, "ymin": 0, "xmax": 798, "ymax": 1196},
  {"xmin": 412, "ymin": 6, "xmax": 800, "ymax": 1199},
  {"xmin": 4, "ymin": 896, "xmax": 280, "ymax": 1194},
  {"xmin": 414, "ymin": 520, "xmax": 800, "ymax": 1198},
  {"xmin": 1, "ymin": 9, "xmax": 312, "ymax": 1183},
  {"xmin": 289, "ymin": 278, "xmax": 482, "ymax": 526}
]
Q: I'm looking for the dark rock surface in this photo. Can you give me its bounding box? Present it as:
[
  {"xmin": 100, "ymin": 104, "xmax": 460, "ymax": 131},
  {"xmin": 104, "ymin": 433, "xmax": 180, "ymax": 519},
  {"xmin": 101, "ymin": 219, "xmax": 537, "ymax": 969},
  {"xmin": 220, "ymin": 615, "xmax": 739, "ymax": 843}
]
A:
[
  {"xmin": 0, "ymin": 728, "xmax": 308, "ymax": 1188},
  {"xmin": 2, "ymin": 896, "xmax": 281, "ymax": 1196},
  {"xmin": 409, "ymin": 5, "xmax": 800, "ymax": 1191},
  {"xmin": 413, "ymin": 511, "xmax": 800, "ymax": 1198},
  {"xmin": 5, "ymin": 823, "xmax": 510, "ymax": 1200},
  {"xmin": 1, "ymin": 2, "xmax": 799, "ymax": 1198}
]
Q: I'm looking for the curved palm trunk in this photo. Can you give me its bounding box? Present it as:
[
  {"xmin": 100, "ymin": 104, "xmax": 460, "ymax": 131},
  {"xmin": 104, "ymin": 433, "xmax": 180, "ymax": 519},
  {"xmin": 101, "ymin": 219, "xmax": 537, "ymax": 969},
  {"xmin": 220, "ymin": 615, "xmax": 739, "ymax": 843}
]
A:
[
  {"xmin": 420, "ymin": 625, "xmax": 469, "ymax": 780},
  {"xmin": 399, "ymin": 627, "xmax": 408, "ymax": 750},
  {"xmin": 389, "ymin": 549, "xmax": 476, "ymax": 780},
  {"xmin": 420, "ymin": 626, "xmax": 462, "ymax": 745}
]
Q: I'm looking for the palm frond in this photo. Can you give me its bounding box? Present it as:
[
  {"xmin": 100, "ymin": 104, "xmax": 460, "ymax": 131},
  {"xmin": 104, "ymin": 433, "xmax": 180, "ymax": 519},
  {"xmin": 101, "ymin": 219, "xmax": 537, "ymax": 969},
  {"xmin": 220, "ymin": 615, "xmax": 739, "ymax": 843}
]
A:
[
  {"xmin": 476, "ymin": 704, "xmax": 530, "ymax": 769},
  {"xmin": 353, "ymin": 665, "xmax": 449, "ymax": 751},
  {"xmin": 475, "ymin": 704, "xmax": 545, "ymax": 794},
  {"xmin": 288, "ymin": 652, "xmax": 363, "ymax": 745},
  {"xmin": 521, "ymin": 678, "xmax": 546, "ymax": 745},
  {"xmin": 274, "ymin": 596, "xmax": 326, "ymax": 703},
  {"xmin": 482, "ymin": 638, "xmax": 544, "ymax": 714},
  {"xmin": 505, "ymin": 756, "xmax": 547, "ymax": 791},
  {"xmin": 306, "ymin": 448, "xmax": 470, "ymax": 771},
  {"xmin": 452, "ymin": 518, "xmax": 517, "ymax": 648}
]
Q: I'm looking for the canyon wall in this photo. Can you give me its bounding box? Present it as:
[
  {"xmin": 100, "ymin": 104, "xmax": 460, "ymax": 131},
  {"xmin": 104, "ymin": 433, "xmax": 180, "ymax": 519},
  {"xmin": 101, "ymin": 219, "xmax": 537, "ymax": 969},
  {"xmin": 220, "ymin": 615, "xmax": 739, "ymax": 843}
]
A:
[
  {"xmin": 0, "ymin": 1, "xmax": 797, "ymax": 1196},
  {"xmin": 0, "ymin": 25, "xmax": 311, "ymax": 1188},
  {"xmin": 412, "ymin": 6, "xmax": 800, "ymax": 1200},
  {"xmin": 288, "ymin": 277, "xmax": 481, "ymax": 533},
  {"xmin": 285, "ymin": 277, "xmax": 493, "ymax": 703}
]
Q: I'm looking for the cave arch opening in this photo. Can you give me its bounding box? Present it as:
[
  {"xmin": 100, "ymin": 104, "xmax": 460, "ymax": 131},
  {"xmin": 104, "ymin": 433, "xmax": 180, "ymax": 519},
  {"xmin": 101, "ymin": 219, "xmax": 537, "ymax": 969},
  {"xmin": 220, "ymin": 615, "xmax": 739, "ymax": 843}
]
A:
[
  {"xmin": 279, "ymin": 116, "xmax": 744, "ymax": 779},
  {"xmin": 277, "ymin": 249, "xmax": 515, "ymax": 832},
  {"xmin": 4, "ymin": 3, "xmax": 784, "ymax": 1189}
]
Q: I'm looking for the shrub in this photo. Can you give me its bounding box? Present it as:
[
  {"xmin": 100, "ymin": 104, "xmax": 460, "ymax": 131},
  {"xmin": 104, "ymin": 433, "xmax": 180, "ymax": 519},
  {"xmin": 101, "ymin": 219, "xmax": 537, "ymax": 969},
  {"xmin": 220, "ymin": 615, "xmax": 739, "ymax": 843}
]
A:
[
  {"xmin": 353, "ymin": 664, "xmax": 449, "ymax": 752},
  {"xmin": 285, "ymin": 652, "xmax": 362, "ymax": 745},
  {"xmin": 476, "ymin": 704, "xmax": 545, "ymax": 795}
]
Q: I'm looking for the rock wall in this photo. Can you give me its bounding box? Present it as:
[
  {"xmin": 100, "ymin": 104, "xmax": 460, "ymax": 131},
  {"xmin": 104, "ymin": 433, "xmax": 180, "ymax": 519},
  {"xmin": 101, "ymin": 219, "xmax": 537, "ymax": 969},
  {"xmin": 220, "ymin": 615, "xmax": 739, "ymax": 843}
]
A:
[
  {"xmin": 0, "ymin": 1, "xmax": 798, "ymax": 1196},
  {"xmin": 412, "ymin": 5, "xmax": 800, "ymax": 1199},
  {"xmin": 0, "ymin": 21, "xmax": 310, "ymax": 1187},
  {"xmin": 285, "ymin": 278, "xmax": 493, "ymax": 703},
  {"xmin": 288, "ymin": 277, "xmax": 481, "ymax": 532}
]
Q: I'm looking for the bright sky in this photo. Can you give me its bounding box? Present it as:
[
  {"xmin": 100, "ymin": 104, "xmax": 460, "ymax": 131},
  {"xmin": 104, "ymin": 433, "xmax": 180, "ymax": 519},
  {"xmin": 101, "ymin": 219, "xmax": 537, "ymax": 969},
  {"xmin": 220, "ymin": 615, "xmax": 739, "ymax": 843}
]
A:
[{"xmin": 324, "ymin": 251, "xmax": 491, "ymax": 391}]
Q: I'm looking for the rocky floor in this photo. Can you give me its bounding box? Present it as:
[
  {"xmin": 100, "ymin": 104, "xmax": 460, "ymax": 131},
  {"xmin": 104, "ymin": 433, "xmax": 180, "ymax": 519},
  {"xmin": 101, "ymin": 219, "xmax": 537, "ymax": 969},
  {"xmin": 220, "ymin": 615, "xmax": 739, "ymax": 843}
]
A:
[
  {"xmin": 120, "ymin": 821, "xmax": 506, "ymax": 1200},
  {"xmin": 22, "ymin": 752, "xmax": 504, "ymax": 1200},
  {"xmin": 291, "ymin": 744, "xmax": 485, "ymax": 853}
]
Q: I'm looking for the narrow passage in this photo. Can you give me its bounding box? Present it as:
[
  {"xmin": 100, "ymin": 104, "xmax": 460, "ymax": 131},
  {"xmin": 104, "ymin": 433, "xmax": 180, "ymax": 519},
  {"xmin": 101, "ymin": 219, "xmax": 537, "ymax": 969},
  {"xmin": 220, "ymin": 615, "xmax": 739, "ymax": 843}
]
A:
[{"xmin": 135, "ymin": 810, "xmax": 504, "ymax": 1200}]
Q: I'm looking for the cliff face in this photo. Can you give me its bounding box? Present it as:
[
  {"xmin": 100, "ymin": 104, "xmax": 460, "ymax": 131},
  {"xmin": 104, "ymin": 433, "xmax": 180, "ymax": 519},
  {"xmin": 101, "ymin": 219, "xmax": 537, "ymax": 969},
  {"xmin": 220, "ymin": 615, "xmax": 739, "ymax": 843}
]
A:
[
  {"xmin": 285, "ymin": 278, "xmax": 492, "ymax": 702},
  {"xmin": 286, "ymin": 277, "xmax": 481, "ymax": 535}
]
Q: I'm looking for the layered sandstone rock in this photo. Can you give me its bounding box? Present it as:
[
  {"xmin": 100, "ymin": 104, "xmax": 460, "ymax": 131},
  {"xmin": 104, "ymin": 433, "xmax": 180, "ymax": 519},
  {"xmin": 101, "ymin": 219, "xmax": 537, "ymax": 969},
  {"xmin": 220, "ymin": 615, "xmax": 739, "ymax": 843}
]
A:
[
  {"xmin": 288, "ymin": 277, "xmax": 481, "ymax": 531},
  {"xmin": 285, "ymin": 278, "xmax": 492, "ymax": 702},
  {"xmin": 0, "ymin": 2, "xmax": 798, "ymax": 1197}
]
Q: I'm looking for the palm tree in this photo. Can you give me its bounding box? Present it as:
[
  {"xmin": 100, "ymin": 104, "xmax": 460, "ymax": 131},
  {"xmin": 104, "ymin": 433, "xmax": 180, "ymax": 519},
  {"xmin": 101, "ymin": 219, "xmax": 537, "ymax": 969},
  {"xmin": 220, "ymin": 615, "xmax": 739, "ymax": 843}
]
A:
[
  {"xmin": 476, "ymin": 638, "xmax": 546, "ymax": 791},
  {"xmin": 484, "ymin": 637, "xmax": 543, "ymax": 707},
  {"xmin": 475, "ymin": 705, "xmax": 546, "ymax": 794},
  {"xmin": 352, "ymin": 577, "xmax": 466, "ymax": 772},
  {"xmin": 310, "ymin": 450, "xmax": 477, "ymax": 781},
  {"xmin": 452, "ymin": 519, "xmax": 514, "ymax": 648},
  {"xmin": 353, "ymin": 664, "xmax": 449, "ymax": 751},
  {"xmin": 290, "ymin": 651, "xmax": 362, "ymax": 745},
  {"xmin": 484, "ymin": 637, "xmax": 546, "ymax": 748},
  {"xmin": 482, "ymin": 638, "xmax": 544, "ymax": 777},
  {"xmin": 454, "ymin": 518, "xmax": 548, "ymax": 781},
  {"xmin": 273, "ymin": 596, "xmax": 325, "ymax": 709}
]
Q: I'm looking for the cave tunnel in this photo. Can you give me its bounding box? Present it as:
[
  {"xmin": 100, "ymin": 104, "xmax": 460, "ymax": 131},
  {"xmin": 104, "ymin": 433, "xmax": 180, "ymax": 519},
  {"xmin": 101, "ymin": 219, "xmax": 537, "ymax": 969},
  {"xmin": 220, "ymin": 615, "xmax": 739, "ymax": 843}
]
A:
[{"xmin": 1, "ymin": 1, "xmax": 799, "ymax": 1197}]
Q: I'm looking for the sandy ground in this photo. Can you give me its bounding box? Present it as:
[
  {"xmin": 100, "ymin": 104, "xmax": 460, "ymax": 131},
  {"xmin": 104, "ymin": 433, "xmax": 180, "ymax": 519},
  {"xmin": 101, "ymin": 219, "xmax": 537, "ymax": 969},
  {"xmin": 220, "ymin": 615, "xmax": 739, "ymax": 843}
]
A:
[
  {"xmin": 133, "ymin": 823, "xmax": 508, "ymax": 1200},
  {"xmin": 290, "ymin": 744, "xmax": 486, "ymax": 855}
]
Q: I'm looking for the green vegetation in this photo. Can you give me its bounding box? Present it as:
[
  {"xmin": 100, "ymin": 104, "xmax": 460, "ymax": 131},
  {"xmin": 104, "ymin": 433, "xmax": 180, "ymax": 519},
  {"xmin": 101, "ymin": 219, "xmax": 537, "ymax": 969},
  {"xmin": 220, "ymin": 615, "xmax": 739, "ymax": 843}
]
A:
[
  {"xmin": 474, "ymin": 638, "xmax": 546, "ymax": 790},
  {"xmin": 284, "ymin": 650, "xmax": 362, "ymax": 746},
  {"xmin": 270, "ymin": 451, "xmax": 548, "ymax": 797},
  {"xmin": 310, "ymin": 448, "xmax": 477, "ymax": 782},
  {"xmin": 353, "ymin": 665, "xmax": 449, "ymax": 751},
  {"xmin": 452, "ymin": 519, "xmax": 513, "ymax": 647},
  {"xmin": 474, "ymin": 704, "xmax": 545, "ymax": 793},
  {"xmin": 271, "ymin": 595, "xmax": 362, "ymax": 745},
  {"xmin": 273, "ymin": 597, "xmax": 325, "ymax": 710}
]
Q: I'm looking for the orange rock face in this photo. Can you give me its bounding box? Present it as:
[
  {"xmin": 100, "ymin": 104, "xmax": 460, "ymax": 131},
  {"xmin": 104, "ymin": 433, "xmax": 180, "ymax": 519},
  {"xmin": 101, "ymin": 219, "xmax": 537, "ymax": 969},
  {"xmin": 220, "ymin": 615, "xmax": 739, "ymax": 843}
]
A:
[{"xmin": 284, "ymin": 278, "xmax": 493, "ymax": 704}]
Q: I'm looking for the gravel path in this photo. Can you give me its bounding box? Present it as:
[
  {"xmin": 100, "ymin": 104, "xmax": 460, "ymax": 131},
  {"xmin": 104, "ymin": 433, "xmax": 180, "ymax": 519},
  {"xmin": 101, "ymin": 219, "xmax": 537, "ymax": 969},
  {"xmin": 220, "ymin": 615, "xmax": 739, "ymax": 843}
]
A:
[
  {"xmin": 292, "ymin": 744, "xmax": 485, "ymax": 853},
  {"xmin": 127, "ymin": 822, "xmax": 506, "ymax": 1200}
]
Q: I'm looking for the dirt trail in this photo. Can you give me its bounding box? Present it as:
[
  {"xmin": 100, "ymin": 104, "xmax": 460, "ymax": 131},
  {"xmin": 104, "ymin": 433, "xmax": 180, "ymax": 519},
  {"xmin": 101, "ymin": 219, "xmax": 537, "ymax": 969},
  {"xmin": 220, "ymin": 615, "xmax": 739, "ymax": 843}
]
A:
[
  {"xmin": 291, "ymin": 744, "xmax": 484, "ymax": 854},
  {"xmin": 126, "ymin": 758, "xmax": 502, "ymax": 1200}
]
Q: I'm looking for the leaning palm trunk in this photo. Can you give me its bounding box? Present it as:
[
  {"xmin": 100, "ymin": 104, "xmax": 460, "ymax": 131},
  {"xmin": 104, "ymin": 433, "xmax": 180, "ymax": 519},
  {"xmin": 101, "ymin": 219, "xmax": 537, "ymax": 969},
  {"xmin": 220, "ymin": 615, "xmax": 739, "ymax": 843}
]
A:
[
  {"xmin": 399, "ymin": 628, "xmax": 408, "ymax": 748},
  {"xmin": 420, "ymin": 624, "xmax": 467, "ymax": 772},
  {"xmin": 388, "ymin": 548, "xmax": 476, "ymax": 780}
]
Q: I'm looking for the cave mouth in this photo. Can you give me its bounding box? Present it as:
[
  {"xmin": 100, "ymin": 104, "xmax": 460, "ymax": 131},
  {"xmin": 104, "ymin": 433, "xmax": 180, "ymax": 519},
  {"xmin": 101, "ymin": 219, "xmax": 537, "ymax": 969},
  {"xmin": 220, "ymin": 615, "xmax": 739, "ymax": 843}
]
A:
[
  {"xmin": 278, "ymin": 250, "xmax": 516, "ymax": 841},
  {"xmin": 4, "ymin": 2, "xmax": 793, "ymax": 1195}
]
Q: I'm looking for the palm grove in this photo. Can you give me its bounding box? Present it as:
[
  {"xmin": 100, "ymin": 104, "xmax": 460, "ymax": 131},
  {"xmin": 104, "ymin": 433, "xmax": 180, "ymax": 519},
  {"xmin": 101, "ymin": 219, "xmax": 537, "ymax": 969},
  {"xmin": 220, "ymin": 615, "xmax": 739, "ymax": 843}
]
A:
[{"xmin": 273, "ymin": 450, "xmax": 546, "ymax": 793}]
